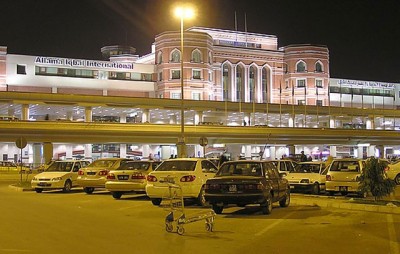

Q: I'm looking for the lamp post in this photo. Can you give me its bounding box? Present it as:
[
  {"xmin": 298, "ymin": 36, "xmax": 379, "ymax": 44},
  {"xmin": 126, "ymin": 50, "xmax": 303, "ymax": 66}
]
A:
[{"xmin": 174, "ymin": 6, "xmax": 194, "ymax": 158}]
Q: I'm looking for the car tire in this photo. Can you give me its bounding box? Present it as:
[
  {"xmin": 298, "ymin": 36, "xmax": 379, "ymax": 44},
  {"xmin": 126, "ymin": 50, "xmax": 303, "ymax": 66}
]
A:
[
  {"xmin": 63, "ymin": 180, "xmax": 72, "ymax": 193},
  {"xmin": 197, "ymin": 186, "xmax": 207, "ymax": 207},
  {"xmin": 395, "ymin": 174, "xmax": 400, "ymax": 185},
  {"xmin": 84, "ymin": 187, "xmax": 95, "ymax": 194},
  {"xmin": 279, "ymin": 189, "xmax": 290, "ymax": 207},
  {"xmin": 112, "ymin": 192, "xmax": 123, "ymax": 199},
  {"xmin": 261, "ymin": 194, "xmax": 272, "ymax": 215},
  {"xmin": 151, "ymin": 198, "xmax": 162, "ymax": 206},
  {"xmin": 312, "ymin": 183, "xmax": 320, "ymax": 195},
  {"xmin": 35, "ymin": 188, "xmax": 43, "ymax": 193},
  {"xmin": 212, "ymin": 204, "xmax": 223, "ymax": 214}
]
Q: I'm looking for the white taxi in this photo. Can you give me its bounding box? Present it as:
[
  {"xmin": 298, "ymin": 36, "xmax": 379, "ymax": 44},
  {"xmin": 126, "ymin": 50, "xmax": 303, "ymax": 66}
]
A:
[
  {"xmin": 386, "ymin": 161, "xmax": 400, "ymax": 185},
  {"xmin": 287, "ymin": 161, "xmax": 327, "ymax": 194},
  {"xmin": 145, "ymin": 158, "xmax": 218, "ymax": 206},
  {"xmin": 31, "ymin": 160, "xmax": 90, "ymax": 193}
]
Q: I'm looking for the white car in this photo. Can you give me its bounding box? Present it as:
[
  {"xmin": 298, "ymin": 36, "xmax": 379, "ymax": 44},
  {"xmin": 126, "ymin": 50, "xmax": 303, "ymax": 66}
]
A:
[
  {"xmin": 145, "ymin": 158, "xmax": 218, "ymax": 206},
  {"xmin": 270, "ymin": 159, "xmax": 297, "ymax": 175},
  {"xmin": 287, "ymin": 161, "xmax": 327, "ymax": 194},
  {"xmin": 77, "ymin": 158, "xmax": 133, "ymax": 194},
  {"xmin": 106, "ymin": 160, "xmax": 161, "ymax": 199},
  {"xmin": 386, "ymin": 161, "xmax": 400, "ymax": 185},
  {"xmin": 31, "ymin": 160, "xmax": 90, "ymax": 193}
]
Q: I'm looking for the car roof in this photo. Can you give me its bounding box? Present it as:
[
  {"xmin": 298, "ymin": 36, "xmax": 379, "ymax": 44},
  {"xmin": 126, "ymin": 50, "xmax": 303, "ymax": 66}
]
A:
[{"xmin": 298, "ymin": 161, "xmax": 324, "ymax": 164}]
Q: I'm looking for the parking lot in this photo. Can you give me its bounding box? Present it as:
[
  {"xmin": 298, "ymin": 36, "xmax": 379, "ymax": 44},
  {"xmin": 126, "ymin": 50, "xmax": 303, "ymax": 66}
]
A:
[{"xmin": 0, "ymin": 177, "xmax": 399, "ymax": 254}]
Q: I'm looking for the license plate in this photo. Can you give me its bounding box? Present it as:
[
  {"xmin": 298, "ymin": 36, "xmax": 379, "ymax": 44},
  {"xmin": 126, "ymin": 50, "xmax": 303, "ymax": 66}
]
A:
[
  {"xmin": 229, "ymin": 185, "xmax": 237, "ymax": 192},
  {"xmin": 290, "ymin": 185, "xmax": 294, "ymax": 189},
  {"xmin": 339, "ymin": 186, "xmax": 348, "ymax": 192},
  {"xmin": 38, "ymin": 182, "xmax": 49, "ymax": 187},
  {"xmin": 118, "ymin": 175, "xmax": 129, "ymax": 180}
]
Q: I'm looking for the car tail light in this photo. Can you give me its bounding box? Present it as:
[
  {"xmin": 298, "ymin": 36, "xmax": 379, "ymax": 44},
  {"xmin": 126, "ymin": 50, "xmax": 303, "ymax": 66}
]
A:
[
  {"xmin": 147, "ymin": 175, "xmax": 157, "ymax": 182},
  {"xmin": 326, "ymin": 175, "xmax": 331, "ymax": 181},
  {"xmin": 384, "ymin": 166, "xmax": 390, "ymax": 171},
  {"xmin": 132, "ymin": 173, "xmax": 145, "ymax": 179},
  {"xmin": 78, "ymin": 170, "xmax": 84, "ymax": 176},
  {"xmin": 99, "ymin": 170, "xmax": 109, "ymax": 176},
  {"xmin": 107, "ymin": 173, "xmax": 115, "ymax": 180},
  {"xmin": 180, "ymin": 175, "xmax": 196, "ymax": 182}
]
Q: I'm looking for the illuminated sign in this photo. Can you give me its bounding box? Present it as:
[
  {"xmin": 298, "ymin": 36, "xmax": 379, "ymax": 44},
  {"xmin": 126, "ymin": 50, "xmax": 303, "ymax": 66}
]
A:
[
  {"xmin": 34, "ymin": 56, "xmax": 134, "ymax": 70},
  {"xmin": 338, "ymin": 79, "xmax": 395, "ymax": 89}
]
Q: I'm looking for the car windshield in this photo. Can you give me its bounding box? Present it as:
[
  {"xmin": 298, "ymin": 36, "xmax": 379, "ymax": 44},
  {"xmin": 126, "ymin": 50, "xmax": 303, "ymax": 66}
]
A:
[
  {"xmin": 217, "ymin": 162, "xmax": 263, "ymax": 177},
  {"xmin": 329, "ymin": 161, "xmax": 360, "ymax": 172},
  {"xmin": 156, "ymin": 161, "xmax": 196, "ymax": 171},
  {"xmin": 87, "ymin": 160, "xmax": 117, "ymax": 168},
  {"xmin": 46, "ymin": 162, "xmax": 74, "ymax": 172},
  {"xmin": 117, "ymin": 162, "xmax": 150, "ymax": 171},
  {"xmin": 293, "ymin": 164, "xmax": 321, "ymax": 173}
]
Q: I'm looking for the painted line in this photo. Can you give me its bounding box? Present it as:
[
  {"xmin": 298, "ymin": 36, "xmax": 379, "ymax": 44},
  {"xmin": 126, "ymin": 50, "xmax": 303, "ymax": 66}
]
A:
[
  {"xmin": 387, "ymin": 214, "xmax": 400, "ymax": 254},
  {"xmin": 255, "ymin": 207, "xmax": 300, "ymax": 237}
]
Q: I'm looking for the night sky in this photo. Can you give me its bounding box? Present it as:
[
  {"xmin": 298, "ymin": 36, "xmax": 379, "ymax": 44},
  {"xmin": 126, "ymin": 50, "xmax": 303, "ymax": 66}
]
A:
[{"xmin": 1, "ymin": 0, "xmax": 399, "ymax": 83}]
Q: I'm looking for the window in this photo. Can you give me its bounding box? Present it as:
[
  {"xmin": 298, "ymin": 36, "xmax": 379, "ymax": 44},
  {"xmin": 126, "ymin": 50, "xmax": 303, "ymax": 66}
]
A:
[
  {"xmin": 316, "ymin": 79, "xmax": 323, "ymax": 88},
  {"xmin": 192, "ymin": 49, "xmax": 201, "ymax": 63},
  {"xmin": 297, "ymin": 79, "xmax": 306, "ymax": 87},
  {"xmin": 298, "ymin": 100, "xmax": 306, "ymax": 105},
  {"xmin": 192, "ymin": 69, "xmax": 201, "ymax": 79},
  {"xmin": 192, "ymin": 92, "xmax": 201, "ymax": 100},
  {"xmin": 17, "ymin": 65, "xmax": 26, "ymax": 75},
  {"xmin": 296, "ymin": 61, "xmax": 306, "ymax": 72},
  {"xmin": 171, "ymin": 50, "xmax": 180, "ymax": 63},
  {"xmin": 171, "ymin": 70, "xmax": 180, "ymax": 79},
  {"xmin": 171, "ymin": 93, "xmax": 181, "ymax": 99},
  {"xmin": 315, "ymin": 62, "xmax": 323, "ymax": 72},
  {"xmin": 316, "ymin": 100, "xmax": 323, "ymax": 106}
]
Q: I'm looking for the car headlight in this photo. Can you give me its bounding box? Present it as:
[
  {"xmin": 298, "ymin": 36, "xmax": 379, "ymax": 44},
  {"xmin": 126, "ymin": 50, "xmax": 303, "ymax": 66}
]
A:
[
  {"xmin": 51, "ymin": 177, "xmax": 62, "ymax": 181},
  {"xmin": 300, "ymin": 179, "xmax": 310, "ymax": 183}
]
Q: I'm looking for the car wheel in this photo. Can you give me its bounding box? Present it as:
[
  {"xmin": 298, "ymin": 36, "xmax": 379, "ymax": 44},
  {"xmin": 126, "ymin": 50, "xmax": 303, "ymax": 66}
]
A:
[
  {"xmin": 84, "ymin": 187, "xmax": 95, "ymax": 194},
  {"xmin": 63, "ymin": 180, "xmax": 72, "ymax": 193},
  {"xmin": 395, "ymin": 174, "xmax": 400, "ymax": 185},
  {"xmin": 197, "ymin": 186, "xmax": 207, "ymax": 207},
  {"xmin": 279, "ymin": 189, "xmax": 290, "ymax": 207},
  {"xmin": 212, "ymin": 204, "xmax": 223, "ymax": 214},
  {"xmin": 35, "ymin": 188, "xmax": 43, "ymax": 193},
  {"xmin": 261, "ymin": 194, "xmax": 272, "ymax": 215},
  {"xmin": 312, "ymin": 183, "xmax": 320, "ymax": 195},
  {"xmin": 112, "ymin": 192, "xmax": 123, "ymax": 199},
  {"xmin": 151, "ymin": 198, "xmax": 162, "ymax": 206}
]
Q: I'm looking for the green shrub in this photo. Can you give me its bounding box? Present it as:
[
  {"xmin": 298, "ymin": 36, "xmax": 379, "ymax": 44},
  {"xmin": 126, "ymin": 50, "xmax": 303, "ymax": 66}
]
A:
[{"xmin": 359, "ymin": 157, "xmax": 396, "ymax": 201}]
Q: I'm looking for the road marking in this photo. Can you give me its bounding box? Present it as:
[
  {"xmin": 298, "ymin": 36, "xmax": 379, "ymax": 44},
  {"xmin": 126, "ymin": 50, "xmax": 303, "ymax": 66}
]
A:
[
  {"xmin": 387, "ymin": 214, "xmax": 400, "ymax": 254},
  {"xmin": 255, "ymin": 208, "xmax": 300, "ymax": 237}
]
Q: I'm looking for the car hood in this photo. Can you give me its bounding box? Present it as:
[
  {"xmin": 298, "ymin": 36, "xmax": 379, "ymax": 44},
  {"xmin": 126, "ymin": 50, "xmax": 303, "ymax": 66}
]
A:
[{"xmin": 35, "ymin": 172, "xmax": 70, "ymax": 178}]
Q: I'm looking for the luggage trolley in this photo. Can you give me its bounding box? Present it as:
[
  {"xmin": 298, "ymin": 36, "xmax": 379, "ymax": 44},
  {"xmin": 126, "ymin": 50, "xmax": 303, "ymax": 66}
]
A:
[{"xmin": 160, "ymin": 176, "xmax": 216, "ymax": 235}]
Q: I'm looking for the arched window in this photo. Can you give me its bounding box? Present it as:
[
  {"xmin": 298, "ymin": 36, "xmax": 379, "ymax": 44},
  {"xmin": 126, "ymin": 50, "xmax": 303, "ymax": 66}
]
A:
[
  {"xmin": 157, "ymin": 51, "xmax": 162, "ymax": 64},
  {"xmin": 296, "ymin": 61, "xmax": 306, "ymax": 72},
  {"xmin": 171, "ymin": 49, "xmax": 181, "ymax": 63},
  {"xmin": 315, "ymin": 62, "xmax": 323, "ymax": 72},
  {"xmin": 261, "ymin": 68, "xmax": 268, "ymax": 103},
  {"xmin": 249, "ymin": 66, "xmax": 256, "ymax": 102},
  {"xmin": 236, "ymin": 65, "xmax": 244, "ymax": 102},
  {"xmin": 222, "ymin": 63, "xmax": 231, "ymax": 101},
  {"xmin": 192, "ymin": 49, "xmax": 201, "ymax": 63}
]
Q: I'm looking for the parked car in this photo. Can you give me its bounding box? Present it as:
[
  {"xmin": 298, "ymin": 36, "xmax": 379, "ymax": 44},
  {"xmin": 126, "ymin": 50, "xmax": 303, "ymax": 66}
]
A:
[
  {"xmin": 145, "ymin": 158, "xmax": 218, "ymax": 206},
  {"xmin": 105, "ymin": 160, "xmax": 161, "ymax": 199},
  {"xmin": 325, "ymin": 158, "xmax": 366, "ymax": 196},
  {"xmin": 31, "ymin": 160, "xmax": 90, "ymax": 193},
  {"xmin": 386, "ymin": 161, "xmax": 400, "ymax": 185},
  {"xmin": 77, "ymin": 158, "xmax": 133, "ymax": 194},
  {"xmin": 0, "ymin": 161, "xmax": 30, "ymax": 172},
  {"xmin": 204, "ymin": 160, "xmax": 290, "ymax": 215},
  {"xmin": 270, "ymin": 159, "xmax": 297, "ymax": 175},
  {"xmin": 287, "ymin": 161, "xmax": 327, "ymax": 194}
]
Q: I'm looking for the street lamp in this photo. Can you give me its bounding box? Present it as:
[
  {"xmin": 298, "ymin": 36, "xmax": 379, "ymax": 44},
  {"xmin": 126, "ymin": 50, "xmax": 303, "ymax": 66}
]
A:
[{"xmin": 174, "ymin": 5, "xmax": 194, "ymax": 158}]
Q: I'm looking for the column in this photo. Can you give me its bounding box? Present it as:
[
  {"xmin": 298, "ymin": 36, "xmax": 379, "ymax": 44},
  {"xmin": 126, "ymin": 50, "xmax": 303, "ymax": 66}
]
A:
[
  {"xmin": 21, "ymin": 104, "xmax": 29, "ymax": 120},
  {"xmin": 142, "ymin": 109, "xmax": 150, "ymax": 123},
  {"xmin": 194, "ymin": 144, "xmax": 203, "ymax": 158},
  {"xmin": 376, "ymin": 145, "xmax": 384, "ymax": 158},
  {"xmin": 169, "ymin": 114, "xmax": 177, "ymax": 124},
  {"xmin": 32, "ymin": 143, "xmax": 42, "ymax": 166},
  {"xmin": 367, "ymin": 145, "xmax": 376, "ymax": 157},
  {"xmin": 84, "ymin": 144, "xmax": 92, "ymax": 161},
  {"xmin": 366, "ymin": 117, "xmax": 374, "ymax": 130},
  {"xmin": 120, "ymin": 144, "xmax": 127, "ymax": 158},
  {"xmin": 269, "ymin": 146, "xmax": 276, "ymax": 160},
  {"xmin": 244, "ymin": 145, "xmax": 252, "ymax": 159},
  {"xmin": 225, "ymin": 144, "xmax": 241, "ymax": 160},
  {"xmin": 329, "ymin": 146, "xmax": 337, "ymax": 158},
  {"xmin": 286, "ymin": 144, "xmax": 295, "ymax": 157},
  {"xmin": 194, "ymin": 111, "xmax": 203, "ymax": 125},
  {"xmin": 120, "ymin": 114, "xmax": 126, "ymax": 123},
  {"xmin": 43, "ymin": 142, "xmax": 53, "ymax": 164},
  {"xmin": 357, "ymin": 146, "xmax": 363, "ymax": 159},
  {"xmin": 85, "ymin": 107, "xmax": 92, "ymax": 122},
  {"xmin": 288, "ymin": 117, "xmax": 294, "ymax": 127},
  {"xmin": 65, "ymin": 145, "xmax": 73, "ymax": 160},
  {"xmin": 66, "ymin": 111, "xmax": 73, "ymax": 121},
  {"xmin": 329, "ymin": 117, "xmax": 335, "ymax": 128},
  {"xmin": 142, "ymin": 144, "xmax": 150, "ymax": 159}
]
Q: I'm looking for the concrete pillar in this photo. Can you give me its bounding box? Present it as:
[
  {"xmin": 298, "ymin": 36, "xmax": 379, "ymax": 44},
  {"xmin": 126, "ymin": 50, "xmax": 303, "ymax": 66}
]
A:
[
  {"xmin": 329, "ymin": 117, "xmax": 335, "ymax": 128},
  {"xmin": 376, "ymin": 145, "xmax": 384, "ymax": 158},
  {"xmin": 84, "ymin": 144, "xmax": 92, "ymax": 161},
  {"xmin": 142, "ymin": 109, "xmax": 150, "ymax": 123},
  {"xmin": 226, "ymin": 144, "xmax": 242, "ymax": 160},
  {"xmin": 286, "ymin": 144, "xmax": 295, "ymax": 156},
  {"xmin": 288, "ymin": 117, "xmax": 294, "ymax": 127},
  {"xmin": 357, "ymin": 146, "xmax": 363, "ymax": 159},
  {"xmin": 21, "ymin": 104, "xmax": 29, "ymax": 120},
  {"xmin": 244, "ymin": 145, "xmax": 252, "ymax": 159},
  {"xmin": 366, "ymin": 117, "xmax": 373, "ymax": 130},
  {"xmin": 329, "ymin": 146, "xmax": 337, "ymax": 158},
  {"xmin": 161, "ymin": 146, "xmax": 174, "ymax": 160},
  {"xmin": 66, "ymin": 111, "xmax": 73, "ymax": 121},
  {"xmin": 43, "ymin": 142, "xmax": 53, "ymax": 164},
  {"xmin": 51, "ymin": 87, "xmax": 57, "ymax": 93},
  {"xmin": 32, "ymin": 143, "xmax": 42, "ymax": 166},
  {"xmin": 85, "ymin": 107, "xmax": 92, "ymax": 122},
  {"xmin": 367, "ymin": 145, "xmax": 376, "ymax": 157},
  {"xmin": 194, "ymin": 144, "xmax": 203, "ymax": 158},
  {"xmin": 269, "ymin": 146, "xmax": 276, "ymax": 160},
  {"xmin": 120, "ymin": 114, "xmax": 126, "ymax": 123},
  {"xmin": 120, "ymin": 144, "xmax": 127, "ymax": 158},
  {"xmin": 65, "ymin": 145, "xmax": 73, "ymax": 160},
  {"xmin": 169, "ymin": 114, "xmax": 177, "ymax": 124},
  {"xmin": 194, "ymin": 111, "xmax": 203, "ymax": 125},
  {"xmin": 142, "ymin": 144, "xmax": 150, "ymax": 159}
]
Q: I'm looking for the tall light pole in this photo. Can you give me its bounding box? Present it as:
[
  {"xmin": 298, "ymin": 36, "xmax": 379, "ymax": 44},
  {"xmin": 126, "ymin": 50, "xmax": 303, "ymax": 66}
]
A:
[{"xmin": 174, "ymin": 6, "xmax": 194, "ymax": 158}]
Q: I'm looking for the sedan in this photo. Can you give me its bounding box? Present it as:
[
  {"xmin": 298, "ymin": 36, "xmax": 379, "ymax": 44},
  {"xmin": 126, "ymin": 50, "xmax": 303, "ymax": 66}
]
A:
[
  {"xmin": 77, "ymin": 158, "xmax": 133, "ymax": 194},
  {"xmin": 204, "ymin": 160, "xmax": 290, "ymax": 215},
  {"xmin": 105, "ymin": 160, "xmax": 161, "ymax": 199},
  {"xmin": 287, "ymin": 161, "xmax": 327, "ymax": 194},
  {"xmin": 386, "ymin": 161, "xmax": 400, "ymax": 185},
  {"xmin": 145, "ymin": 158, "xmax": 218, "ymax": 206}
]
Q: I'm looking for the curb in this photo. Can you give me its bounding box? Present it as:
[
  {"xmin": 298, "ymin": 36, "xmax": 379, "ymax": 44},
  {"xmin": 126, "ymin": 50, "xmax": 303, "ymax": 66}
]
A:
[{"xmin": 8, "ymin": 184, "xmax": 34, "ymax": 192}]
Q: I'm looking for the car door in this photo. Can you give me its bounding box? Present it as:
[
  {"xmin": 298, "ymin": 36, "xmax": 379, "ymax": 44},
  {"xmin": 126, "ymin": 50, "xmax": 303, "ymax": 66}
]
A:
[
  {"xmin": 263, "ymin": 162, "xmax": 280, "ymax": 201},
  {"xmin": 200, "ymin": 160, "xmax": 218, "ymax": 184},
  {"xmin": 71, "ymin": 161, "xmax": 82, "ymax": 186}
]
